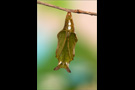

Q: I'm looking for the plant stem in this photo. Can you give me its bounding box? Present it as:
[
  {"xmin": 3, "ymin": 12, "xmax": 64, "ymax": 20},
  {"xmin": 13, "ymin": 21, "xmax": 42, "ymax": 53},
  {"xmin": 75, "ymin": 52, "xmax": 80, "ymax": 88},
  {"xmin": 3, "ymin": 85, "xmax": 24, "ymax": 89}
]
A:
[{"xmin": 37, "ymin": 1, "xmax": 97, "ymax": 16}]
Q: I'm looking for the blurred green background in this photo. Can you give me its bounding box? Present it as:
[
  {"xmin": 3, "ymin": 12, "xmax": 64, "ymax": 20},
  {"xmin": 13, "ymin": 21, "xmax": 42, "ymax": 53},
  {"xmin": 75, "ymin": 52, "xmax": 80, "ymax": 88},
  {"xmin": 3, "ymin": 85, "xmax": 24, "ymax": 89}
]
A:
[{"xmin": 37, "ymin": 0, "xmax": 97, "ymax": 90}]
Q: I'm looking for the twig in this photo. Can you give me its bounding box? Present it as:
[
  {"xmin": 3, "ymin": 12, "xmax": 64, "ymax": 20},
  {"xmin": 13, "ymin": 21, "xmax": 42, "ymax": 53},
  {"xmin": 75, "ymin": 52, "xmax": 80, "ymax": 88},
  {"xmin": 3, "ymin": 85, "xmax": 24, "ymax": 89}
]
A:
[{"xmin": 37, "ymin": 1, "xmax": 97, "ymax": 16}]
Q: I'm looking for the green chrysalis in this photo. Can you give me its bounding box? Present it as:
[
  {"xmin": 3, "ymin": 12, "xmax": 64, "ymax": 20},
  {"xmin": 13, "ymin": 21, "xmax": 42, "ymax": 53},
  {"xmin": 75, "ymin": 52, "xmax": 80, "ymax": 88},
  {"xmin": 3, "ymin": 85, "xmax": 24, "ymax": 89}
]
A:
[{"xmin": 54, "ymin": 12, "xmax": 78, "ymax": 73}]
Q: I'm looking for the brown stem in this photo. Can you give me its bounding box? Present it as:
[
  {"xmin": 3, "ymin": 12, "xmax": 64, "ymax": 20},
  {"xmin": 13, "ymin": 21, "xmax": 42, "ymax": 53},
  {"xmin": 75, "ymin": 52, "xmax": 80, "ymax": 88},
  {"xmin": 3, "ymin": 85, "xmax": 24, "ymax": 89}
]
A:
[{"xmin": 37, "ymin": 1, "xmax": 97, "ymax": 16}]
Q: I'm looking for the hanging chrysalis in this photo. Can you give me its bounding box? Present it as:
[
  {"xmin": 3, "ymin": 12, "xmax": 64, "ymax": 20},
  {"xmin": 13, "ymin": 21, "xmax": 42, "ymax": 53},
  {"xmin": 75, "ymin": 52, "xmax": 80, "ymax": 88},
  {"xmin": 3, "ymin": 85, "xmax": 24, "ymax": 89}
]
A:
[{"xmin": 54, "ymin": 12, "xmax": 78, "ymax": 73}]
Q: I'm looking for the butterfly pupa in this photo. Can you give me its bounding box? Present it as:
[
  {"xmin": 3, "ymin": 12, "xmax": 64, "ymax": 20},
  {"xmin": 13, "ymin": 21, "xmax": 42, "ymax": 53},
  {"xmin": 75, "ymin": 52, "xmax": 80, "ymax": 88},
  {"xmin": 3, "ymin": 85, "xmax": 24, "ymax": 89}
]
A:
[{"xmin": 54, "ymin": 12, "xmax": 78, "ymax": 73}]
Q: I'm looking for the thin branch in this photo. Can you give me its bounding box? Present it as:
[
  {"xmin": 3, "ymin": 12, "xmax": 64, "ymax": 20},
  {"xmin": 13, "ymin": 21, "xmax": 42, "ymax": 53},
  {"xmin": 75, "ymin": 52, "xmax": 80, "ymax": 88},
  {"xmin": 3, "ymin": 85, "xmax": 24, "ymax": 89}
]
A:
[{"xmin": 37, "ymin": 1, "xmax": 97, "ymax": 16}]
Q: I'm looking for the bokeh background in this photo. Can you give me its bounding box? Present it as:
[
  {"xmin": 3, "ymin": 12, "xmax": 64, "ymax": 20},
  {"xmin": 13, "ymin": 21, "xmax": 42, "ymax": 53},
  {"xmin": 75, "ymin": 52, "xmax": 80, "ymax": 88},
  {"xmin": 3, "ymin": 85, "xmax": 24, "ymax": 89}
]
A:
[{"xmin": 37, "ymin": 0, "xmax": 97, "ymax": 90}]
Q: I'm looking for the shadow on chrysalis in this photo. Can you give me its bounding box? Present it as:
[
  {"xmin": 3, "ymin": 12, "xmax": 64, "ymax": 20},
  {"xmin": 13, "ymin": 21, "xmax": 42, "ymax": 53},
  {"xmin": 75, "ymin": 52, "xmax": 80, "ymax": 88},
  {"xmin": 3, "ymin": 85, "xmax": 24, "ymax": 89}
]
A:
[{"xmin": 54, "ymin": 12, "xmax": 78, "ymax": 73}]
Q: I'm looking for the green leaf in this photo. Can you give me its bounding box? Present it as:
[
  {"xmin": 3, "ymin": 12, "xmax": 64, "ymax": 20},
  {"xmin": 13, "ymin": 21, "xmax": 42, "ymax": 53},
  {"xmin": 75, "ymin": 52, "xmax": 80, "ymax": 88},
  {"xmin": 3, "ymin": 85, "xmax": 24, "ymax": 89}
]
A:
[{"xmin": 54, "ymin": 12, "xmax": 78, "ymax": 73}]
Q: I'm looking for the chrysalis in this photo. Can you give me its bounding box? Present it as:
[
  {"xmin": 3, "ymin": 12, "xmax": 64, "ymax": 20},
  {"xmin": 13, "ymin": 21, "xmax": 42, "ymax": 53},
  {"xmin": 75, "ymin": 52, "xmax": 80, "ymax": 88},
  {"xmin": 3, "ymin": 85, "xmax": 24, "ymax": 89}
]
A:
[{"xmin": 54, "ymin": 12, "xmax": 78, "ymax": 73}]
